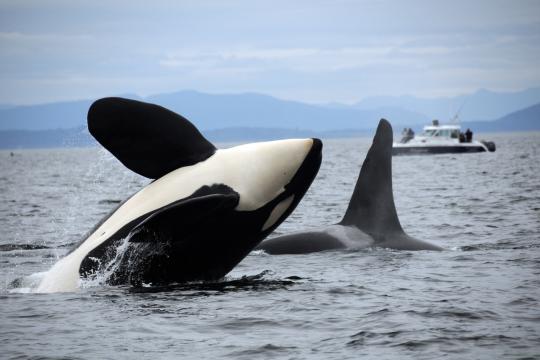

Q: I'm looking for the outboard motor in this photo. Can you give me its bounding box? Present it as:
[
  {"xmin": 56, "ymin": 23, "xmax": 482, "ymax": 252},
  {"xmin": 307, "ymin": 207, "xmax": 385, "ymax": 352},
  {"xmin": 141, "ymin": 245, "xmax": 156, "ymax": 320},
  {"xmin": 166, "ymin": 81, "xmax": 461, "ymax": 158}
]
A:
[{"xmin": 481, "ymin": 140, "xmax": 496, "ymax": 152}]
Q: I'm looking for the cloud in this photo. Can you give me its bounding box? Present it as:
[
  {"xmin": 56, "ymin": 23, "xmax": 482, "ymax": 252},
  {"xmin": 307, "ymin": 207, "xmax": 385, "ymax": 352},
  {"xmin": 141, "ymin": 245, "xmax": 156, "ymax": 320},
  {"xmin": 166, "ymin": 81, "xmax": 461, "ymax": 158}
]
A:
[
  {"xmin": 0, "ymin": 1, "xmax": 539, "ymax": 104},
  {"xmin": 0, "ymin": 31, "xmax": 93, "ymax": 42},
  {"xmin": 159, "ymin": 45, "xmax": 440, "ymax": 73}
]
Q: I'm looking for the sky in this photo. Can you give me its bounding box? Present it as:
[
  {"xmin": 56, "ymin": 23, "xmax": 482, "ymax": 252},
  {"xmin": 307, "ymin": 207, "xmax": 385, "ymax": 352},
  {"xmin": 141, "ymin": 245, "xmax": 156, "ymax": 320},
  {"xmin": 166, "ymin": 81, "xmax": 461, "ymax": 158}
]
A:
[{"xmin": 1, "ymin": 0, "xmax": 539, "ymax": 105}]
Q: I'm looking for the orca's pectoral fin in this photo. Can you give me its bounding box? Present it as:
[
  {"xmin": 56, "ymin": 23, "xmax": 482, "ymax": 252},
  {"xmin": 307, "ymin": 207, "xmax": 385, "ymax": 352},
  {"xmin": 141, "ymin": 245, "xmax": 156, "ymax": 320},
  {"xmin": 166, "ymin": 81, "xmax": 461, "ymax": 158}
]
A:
[
  {"xmin": 88, "ymin": 97, "xmax": 216, "ymax": 179},
  {"xmin": 128, "ymin": 184, "xmax": 239, "ymax": 243}
]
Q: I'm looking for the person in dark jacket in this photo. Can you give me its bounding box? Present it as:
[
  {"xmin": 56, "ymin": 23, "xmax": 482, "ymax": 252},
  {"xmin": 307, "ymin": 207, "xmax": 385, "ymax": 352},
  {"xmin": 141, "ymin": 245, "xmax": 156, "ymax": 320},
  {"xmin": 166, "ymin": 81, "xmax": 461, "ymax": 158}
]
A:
[{"xmin": 465, "ymin": 128, "xmax": 473, "ymax": 142}]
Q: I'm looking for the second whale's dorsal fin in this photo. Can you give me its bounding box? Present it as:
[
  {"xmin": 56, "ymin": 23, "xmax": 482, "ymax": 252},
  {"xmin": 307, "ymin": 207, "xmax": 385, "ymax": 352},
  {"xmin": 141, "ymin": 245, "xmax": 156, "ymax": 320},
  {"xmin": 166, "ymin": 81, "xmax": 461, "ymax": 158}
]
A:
[
  {"xmin": 88, "ymin": 97, "xmax": 216, "ymax": 179},
  {"xmin": 339, "ymin": 119, "xmax": 404, "ymax": 235}
]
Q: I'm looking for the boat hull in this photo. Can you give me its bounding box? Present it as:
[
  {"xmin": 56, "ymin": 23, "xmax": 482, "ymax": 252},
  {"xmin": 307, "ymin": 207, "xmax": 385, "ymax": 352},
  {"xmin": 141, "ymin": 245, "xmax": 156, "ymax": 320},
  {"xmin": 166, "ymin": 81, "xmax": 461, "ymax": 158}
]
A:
[{"xmin": 392, "ymin": 145, "xmax": 487, "ymax": 156}]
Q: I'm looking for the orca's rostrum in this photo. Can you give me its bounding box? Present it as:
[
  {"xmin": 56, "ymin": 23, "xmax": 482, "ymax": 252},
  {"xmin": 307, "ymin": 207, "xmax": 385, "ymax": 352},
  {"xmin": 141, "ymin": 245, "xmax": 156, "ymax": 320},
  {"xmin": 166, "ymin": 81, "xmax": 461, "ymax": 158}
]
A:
[{"xmin": 37, "ymin": 97, "xmax": 322, "ymax": 292}]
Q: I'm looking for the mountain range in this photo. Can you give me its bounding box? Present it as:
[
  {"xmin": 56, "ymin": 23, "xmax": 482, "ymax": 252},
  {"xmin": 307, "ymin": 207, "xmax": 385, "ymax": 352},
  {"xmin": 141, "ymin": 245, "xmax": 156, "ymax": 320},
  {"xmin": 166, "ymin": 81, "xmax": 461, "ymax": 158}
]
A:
[
  {"xmin": 0, "ymin": 91, "xmax": 426, "ymax": 132},
  {"xmin": 463, "ymin": 102, "xmax": 540, "ymax": 132},
  {"xmin": 350, "ymin": 87, "xmax": 540, "ymax": 121},
  {"xmin": 0, "ymin": 88, "xmax": 539, "ymax": 148}
]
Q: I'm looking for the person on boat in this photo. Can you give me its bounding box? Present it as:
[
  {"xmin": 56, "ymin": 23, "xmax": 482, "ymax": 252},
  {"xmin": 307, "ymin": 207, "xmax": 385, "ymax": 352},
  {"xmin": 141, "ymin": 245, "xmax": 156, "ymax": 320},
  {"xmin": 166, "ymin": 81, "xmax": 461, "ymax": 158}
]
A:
[
  {"xmin": 400, "ymin": 127, "xmax": 414, "ymax": 143},
  {"xmin": 459, "ymin": 132, "xmax": 465, "ymax": 143},
  {"xmin": 465, "ymin": 128, "xmax": 473, "ymax": 142}
]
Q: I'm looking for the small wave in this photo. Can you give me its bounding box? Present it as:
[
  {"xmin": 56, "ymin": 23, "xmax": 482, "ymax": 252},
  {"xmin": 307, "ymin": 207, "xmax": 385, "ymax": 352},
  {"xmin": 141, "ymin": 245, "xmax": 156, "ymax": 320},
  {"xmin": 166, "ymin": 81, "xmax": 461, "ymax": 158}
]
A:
[
  {"xmin": 58, "ymin": 242, "xmax": 78, "ymax": 248},
  {"xmin": 507, "ymin": 296, "xmax": 538, "ymax": 306},
  {"xmin": 219, "ymin": 318, "xmax": 280, "ymax": 331},
  {"xmin": 98, "ymin": 199, "xmax": 122, "ymax": 205},
  {"xmin": 451, "ymin": 254, "xmax": 476, "ymax": 261},
  {"xmin": 127, "ymin": 271, "xmax": 298, "ymax": 294},
  {"xmin": 457, "ymin": 244, "xmax": 485, "ymax": 251},
  {"xmin": 347, "ymin": 330, "xmax": 403, "ymax": 346},
  {"xmin": 228, "ymin": 343, "xmax": 297, "ymax": 357},
  {"xmin": 393, "ymin": 334, "xmax": 517, "ymax": 349},
  {"xmin": 458, "ymin": 240, "xmax": 538, "ymax": 251},
  {"xmin": 404, "ymin": 308, "xmax": 498, "ymax": 320},
  {"xmin": 0, "ymin": 244, "xmax": 50, "ymax": 251}
]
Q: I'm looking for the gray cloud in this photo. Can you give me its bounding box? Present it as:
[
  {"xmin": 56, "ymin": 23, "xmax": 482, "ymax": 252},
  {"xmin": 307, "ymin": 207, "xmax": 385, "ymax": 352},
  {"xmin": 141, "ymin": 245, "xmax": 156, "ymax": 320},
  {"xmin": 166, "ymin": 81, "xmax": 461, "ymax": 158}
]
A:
[{"xmin": 0, "ymin": 0, "xmax": 539, "ymax": 104}]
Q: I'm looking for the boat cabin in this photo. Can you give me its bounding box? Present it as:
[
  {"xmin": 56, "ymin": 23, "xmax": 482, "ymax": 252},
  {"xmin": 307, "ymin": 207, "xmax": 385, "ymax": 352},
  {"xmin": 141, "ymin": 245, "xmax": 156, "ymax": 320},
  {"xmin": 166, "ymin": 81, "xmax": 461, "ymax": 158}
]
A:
[
  {"xmin": 399, "ymin": 119, "xmax": 470, "ymax": 144},
  {"xmin": 421, "ymin": 123, "xmax": 461, "ymax": 140}
]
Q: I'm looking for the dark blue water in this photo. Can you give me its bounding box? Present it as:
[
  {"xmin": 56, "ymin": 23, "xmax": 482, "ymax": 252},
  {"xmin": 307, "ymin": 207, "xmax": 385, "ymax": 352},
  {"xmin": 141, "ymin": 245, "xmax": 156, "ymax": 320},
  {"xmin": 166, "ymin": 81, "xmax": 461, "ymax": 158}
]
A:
[{"xmin": 1, "ymin": 132, "xmax": 539, "ymax": 359}]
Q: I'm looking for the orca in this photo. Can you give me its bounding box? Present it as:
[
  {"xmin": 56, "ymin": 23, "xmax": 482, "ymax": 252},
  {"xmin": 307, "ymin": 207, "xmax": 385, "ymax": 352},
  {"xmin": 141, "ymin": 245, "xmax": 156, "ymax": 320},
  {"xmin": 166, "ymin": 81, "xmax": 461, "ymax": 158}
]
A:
[
  {"xmin": 36, "ymin": 97, "xmax": 322, "ymax": 292},
  {"xmin": 256, "ymin": 119, "xmax": 442, "ymax": 255}
]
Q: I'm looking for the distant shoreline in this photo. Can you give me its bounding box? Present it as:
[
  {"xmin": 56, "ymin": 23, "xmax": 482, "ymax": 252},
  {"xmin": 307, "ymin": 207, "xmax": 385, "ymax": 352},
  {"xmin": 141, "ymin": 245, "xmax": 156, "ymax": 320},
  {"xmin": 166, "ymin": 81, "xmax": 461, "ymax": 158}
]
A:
[
  {"xmin": 1, "ymin": 89, "xmax": 539, "ymax": 149},
  {"xmin": 1, "ymin": 127, "xmax": 537, "ymax": 150}
]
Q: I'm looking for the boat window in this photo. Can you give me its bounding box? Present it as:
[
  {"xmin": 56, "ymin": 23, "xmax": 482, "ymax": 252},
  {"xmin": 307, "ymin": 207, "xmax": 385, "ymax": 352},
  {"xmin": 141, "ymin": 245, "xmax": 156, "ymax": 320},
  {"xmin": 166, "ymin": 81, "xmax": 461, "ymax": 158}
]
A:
[
  {"xmin": 451, "ymin": 130, "xmax": 459, "ymax": 138},
  {"xmin": 423, "ymin": 129, "xmax": 436, "ymax": 136}
]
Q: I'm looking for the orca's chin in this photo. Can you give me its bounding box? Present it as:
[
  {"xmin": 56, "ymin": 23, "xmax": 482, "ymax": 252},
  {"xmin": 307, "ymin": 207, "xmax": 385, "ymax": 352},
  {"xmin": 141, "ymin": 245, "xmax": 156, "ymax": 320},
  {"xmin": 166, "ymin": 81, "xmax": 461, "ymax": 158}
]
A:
[
  {"xmin": 285, "ymin": 138, "xmax": 323, "ymax": 198},
  {"xmin": 257, "ymin": 137, "xmax": 322, "ymax": 237}
]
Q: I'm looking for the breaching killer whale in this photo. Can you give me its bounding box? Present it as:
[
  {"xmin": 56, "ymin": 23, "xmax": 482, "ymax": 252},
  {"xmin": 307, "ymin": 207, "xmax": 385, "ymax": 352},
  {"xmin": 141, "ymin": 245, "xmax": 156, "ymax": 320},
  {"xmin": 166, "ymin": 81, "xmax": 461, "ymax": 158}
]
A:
[
  {"xmin": 36, "ymin": 97, "xmax": 322, "ymax": 292},
  {"xmin": 256, "ymin": 119, "xmax": 442, "ymax": 254}
]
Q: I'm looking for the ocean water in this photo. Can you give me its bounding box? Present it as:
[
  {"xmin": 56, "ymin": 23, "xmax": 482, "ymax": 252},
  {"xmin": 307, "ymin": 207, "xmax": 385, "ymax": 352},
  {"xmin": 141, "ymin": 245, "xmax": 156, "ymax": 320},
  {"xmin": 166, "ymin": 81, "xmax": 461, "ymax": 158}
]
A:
[{"xmin": 1, "ymin": 132, "xmax": 539, "ymax": 359}]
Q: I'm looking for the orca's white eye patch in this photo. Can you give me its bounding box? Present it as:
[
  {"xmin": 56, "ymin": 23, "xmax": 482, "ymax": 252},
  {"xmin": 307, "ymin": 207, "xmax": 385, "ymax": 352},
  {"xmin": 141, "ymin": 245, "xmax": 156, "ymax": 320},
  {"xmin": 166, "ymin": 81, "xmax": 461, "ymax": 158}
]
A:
[{"xmin": 262, "ymin": 195, "xmax": 294, "ymax": 231}]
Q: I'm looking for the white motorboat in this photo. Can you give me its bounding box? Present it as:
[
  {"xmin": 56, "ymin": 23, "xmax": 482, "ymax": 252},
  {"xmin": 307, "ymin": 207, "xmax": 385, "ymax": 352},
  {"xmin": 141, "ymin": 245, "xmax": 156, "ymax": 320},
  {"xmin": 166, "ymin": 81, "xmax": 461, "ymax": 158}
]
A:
[{"xmin": 392, "ymin": 120, "xmax": 496, "ymax": 155}]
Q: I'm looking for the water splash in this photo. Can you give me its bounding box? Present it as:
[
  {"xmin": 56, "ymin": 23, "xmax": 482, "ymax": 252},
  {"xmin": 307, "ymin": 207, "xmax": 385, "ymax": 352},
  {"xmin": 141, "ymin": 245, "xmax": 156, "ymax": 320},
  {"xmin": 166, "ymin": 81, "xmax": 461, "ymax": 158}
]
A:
[{"xmin": 80, "ymin": 236, "xmax": 132, "ymax": 290}]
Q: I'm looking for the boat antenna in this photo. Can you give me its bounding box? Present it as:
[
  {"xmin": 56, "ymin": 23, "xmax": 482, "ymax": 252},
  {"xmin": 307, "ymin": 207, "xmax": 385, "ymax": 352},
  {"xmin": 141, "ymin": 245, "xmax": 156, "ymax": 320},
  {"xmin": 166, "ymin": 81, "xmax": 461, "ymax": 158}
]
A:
[{"xmin": 450, "ymin": 99, "xmax": 466, "ymax": 124}]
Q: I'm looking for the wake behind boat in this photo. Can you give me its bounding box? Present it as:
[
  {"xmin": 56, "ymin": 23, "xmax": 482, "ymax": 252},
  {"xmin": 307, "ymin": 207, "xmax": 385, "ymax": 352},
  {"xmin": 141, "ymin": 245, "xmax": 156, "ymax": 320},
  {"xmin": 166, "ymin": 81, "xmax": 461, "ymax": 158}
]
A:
[{"xmin": 392, "ymin": 120, "xmax": 496, "ymax": 155}]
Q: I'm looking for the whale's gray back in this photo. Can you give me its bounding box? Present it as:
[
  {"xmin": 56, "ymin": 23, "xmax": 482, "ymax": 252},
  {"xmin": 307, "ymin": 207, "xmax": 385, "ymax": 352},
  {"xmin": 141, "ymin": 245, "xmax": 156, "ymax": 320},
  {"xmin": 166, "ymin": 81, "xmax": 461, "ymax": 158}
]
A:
[{"xmin": 340, "ymin": 119, "xmax": 404, "ymax": 236}]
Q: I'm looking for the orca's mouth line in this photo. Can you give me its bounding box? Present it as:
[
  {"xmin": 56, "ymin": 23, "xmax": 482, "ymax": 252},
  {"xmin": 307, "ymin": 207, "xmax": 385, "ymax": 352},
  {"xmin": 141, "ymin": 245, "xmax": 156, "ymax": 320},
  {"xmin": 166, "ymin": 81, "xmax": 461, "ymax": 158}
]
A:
[
  {"xmin": 255, "ymin": 137, "xmax": 322, "ymax": 233},
  {"xmin": 283, "ymin": 138, "xmax": 323, "ymax": 196}
]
